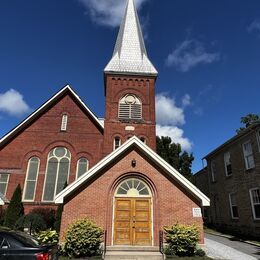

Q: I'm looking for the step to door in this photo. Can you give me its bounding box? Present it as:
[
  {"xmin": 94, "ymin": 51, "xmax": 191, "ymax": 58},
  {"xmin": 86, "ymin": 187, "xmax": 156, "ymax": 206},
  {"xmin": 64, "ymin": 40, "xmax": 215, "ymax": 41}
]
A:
[
  {"xmin": 106, "ymin": 246, "xmax": 159, "ymax": 252},
  {"xmin": 105, "ymin": 251, "xmax": 163, "ymax": 260}
]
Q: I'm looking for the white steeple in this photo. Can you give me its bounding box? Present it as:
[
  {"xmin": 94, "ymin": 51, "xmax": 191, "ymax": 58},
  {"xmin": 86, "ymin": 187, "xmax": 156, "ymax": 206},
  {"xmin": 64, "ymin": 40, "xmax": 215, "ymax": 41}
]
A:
[{"xmin": 104, "ymin": 0, "xmax": 158, "ymax": 76}]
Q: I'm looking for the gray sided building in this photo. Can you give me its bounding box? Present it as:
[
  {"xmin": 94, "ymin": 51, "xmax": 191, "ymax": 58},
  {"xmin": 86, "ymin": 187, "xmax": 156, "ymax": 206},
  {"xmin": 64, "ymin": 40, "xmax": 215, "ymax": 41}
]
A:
[{"xmin": 195, "ymin": 123, "xmax": 260, "ymax": 238}]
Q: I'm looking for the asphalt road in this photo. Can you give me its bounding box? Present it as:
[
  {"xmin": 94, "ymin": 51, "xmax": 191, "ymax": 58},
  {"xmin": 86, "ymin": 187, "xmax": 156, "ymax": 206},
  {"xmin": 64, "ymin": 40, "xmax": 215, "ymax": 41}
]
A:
[{"xmin": 205, "ymin": 233, "xmax": 260, "ymax": 260}]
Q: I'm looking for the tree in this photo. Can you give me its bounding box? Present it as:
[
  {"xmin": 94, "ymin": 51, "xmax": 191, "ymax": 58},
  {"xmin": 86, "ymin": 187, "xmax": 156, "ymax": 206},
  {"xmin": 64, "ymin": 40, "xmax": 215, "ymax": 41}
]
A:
[
  {"xmin": 156, "ymin": 136, "xmax": 194, "ymax": 181},
  {"xmin": 4, "ymin": 184, "xmax": 24, "ymax": 229},
  {"xmin": 236, "ymin": 114, "xmax": 260, "ymax": 133}
]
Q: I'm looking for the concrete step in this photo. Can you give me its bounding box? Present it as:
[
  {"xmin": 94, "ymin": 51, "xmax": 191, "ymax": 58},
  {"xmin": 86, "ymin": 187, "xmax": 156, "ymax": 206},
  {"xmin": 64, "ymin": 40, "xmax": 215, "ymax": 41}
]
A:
[
  {"xmin": 106, "ymin": 246, "xmax": 160, "ymax": 252},
  {"xmin": 105, "ymin": 251, "xmax": 163, "ymax": 260}
]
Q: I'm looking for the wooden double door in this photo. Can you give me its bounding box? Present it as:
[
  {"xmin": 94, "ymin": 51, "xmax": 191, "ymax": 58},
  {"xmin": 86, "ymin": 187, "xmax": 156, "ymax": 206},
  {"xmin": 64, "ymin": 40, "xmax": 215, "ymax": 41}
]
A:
[{"xmin": 113, "ymin": 198, "xmax": 152, "ymax": 246}]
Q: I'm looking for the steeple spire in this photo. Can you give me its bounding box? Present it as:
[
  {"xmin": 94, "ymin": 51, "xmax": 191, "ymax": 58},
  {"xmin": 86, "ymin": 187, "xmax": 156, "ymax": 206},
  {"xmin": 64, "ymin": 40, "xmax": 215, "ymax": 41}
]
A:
[{"xmin": 104, "ymin": 0, "xmax": 158, "ymax": 76}]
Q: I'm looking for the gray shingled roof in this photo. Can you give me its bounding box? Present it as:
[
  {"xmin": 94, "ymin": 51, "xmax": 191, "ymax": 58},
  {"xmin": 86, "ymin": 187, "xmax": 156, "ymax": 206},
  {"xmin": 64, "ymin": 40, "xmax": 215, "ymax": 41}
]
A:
[{"xmin": 104, "ymin": 0, "xmax": 158, "ymax": 76}]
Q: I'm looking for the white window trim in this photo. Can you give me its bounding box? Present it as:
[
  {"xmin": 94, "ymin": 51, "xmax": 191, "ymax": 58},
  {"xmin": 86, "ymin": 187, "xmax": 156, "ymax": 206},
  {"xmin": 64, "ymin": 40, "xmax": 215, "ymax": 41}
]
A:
[
  {"xmin": 113, "ymin": 137, "xmax": 121, "ymax": 151},
  {"xmin": 61, "ymin": 114, "xmax": 68, "ymax": 131},
  {"xmin": 211, "ymin": 161, "xmax": 216, "ymax": 182},
  {"xmin": 0, "ymin": 174, "xmax": 10, "ymax": 196},
  {"xmin": 224, "ymin": 152, "xmax": 232, "ymax": 177},
  {"xmin": 76, "ymin": 158, "xmax": 89, "ymax": 179},
  {"xmin": 249, "ymin": 188, "xmax": 260, "ymax": 220},
  {"xmin": 22, "ymin": 157, "xmax": 40, "ymax": 202},
  {"xmin": 229, "ymin": 192, "xmax": 239, "ymax": 219},
  {"xmin": 257, "ymin": 130, "xmax": 260, "ymax": 152},
  {"xmin": 242, "ymin": 141, "xmax": 255, "ymax": 170},
  {"xmin": 42, "ymin": 148, "xmax": 71, "ymax": 202}
]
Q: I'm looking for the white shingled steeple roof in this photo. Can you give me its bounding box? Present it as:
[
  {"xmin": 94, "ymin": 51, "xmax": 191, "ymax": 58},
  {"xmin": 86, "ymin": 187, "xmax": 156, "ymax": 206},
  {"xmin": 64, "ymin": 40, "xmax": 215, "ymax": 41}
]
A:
[{"xmin": 104, "ymin": 0, "xmax": 158, "ymax": 76}]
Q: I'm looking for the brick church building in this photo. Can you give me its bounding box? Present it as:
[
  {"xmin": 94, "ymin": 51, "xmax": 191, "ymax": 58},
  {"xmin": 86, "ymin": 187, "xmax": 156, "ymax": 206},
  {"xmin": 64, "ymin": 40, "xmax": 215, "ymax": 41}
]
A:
[{"xmin": 0, "ymin": 0, "xmax": 209, "ymax": 246}]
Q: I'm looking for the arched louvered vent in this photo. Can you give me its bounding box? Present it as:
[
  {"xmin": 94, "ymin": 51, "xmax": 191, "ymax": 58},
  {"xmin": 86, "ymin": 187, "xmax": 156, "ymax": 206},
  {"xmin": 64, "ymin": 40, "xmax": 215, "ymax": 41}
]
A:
[{"xmin": 118, "ymin": 94, "xmax": 142, "ymax": 120}]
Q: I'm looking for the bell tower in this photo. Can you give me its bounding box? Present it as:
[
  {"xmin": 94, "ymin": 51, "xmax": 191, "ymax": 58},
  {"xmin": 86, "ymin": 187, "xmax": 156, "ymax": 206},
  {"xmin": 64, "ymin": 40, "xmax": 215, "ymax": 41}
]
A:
[{"xmin": 103, "ymin": 0, "xmax": 158, "ymax": 155}]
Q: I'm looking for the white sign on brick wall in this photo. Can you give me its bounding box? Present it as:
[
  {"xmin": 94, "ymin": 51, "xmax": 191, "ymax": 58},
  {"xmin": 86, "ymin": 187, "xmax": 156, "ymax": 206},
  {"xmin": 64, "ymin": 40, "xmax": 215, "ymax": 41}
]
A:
[{"xmin": 192, "ymin": 208, "xmax": 202, "ymax": 217}]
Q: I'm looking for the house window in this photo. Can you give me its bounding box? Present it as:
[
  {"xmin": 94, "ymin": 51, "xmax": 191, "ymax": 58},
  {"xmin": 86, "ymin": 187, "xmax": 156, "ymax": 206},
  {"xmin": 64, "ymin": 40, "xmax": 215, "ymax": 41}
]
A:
[
  {"xmin": 250, "ymin": 188, "xmax": 260, "ymax": 220},
  {"xmin": 242, "ymin": 141, "xmax": 255, "ymax": 170},
  {"xmin": 114, "ymin": 137, "xmax": 121, "ymax": 150},
  {"xmin": 118, "ymin": 94, "xmax": 142, "ymax": 120},
  {"xmin": 76, "ymin": 158, "xmax": 89, "ymax": 179},
  {"xmin": 211, "ymin": 161, "xmax": 216, "ymax": 182},
  {"xmin": 224, "ymin": 152, "xmax": 232, "ymax": 176},
  {"xmin": 0, "ymin": 174, "xmax": 9, "ymax": 196},
  {"xmin": 42, "ymin": 147, "xmax": 71, "ymax": 202},
  {"xmin": 23, "ymin": 157, "xmax": 40, "ymax": 201},
  {"xmin": 229, "ymin": 193, "xmax": 239, "ymax": 219},
  {"xmin": 61, "ymin": 114, "xmax": 68, "ymax": 131}
]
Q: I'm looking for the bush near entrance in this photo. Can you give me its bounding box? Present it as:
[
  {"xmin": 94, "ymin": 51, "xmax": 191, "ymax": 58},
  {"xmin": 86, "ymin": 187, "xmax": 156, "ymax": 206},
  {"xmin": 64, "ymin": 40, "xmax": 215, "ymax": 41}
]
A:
[
  {"xmin": 164, "ymin": 223, "xmax": 201, "ymax": 257},
  {"xmin": 62, "ymin": 218, "xmax": 103, "ymax": 258}
]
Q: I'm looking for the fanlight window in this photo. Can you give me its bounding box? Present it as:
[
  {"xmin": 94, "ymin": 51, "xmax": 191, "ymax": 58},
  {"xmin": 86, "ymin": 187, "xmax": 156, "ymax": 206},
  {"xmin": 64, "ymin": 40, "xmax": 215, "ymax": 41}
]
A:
[
  {"xmin": 118, "ymin": 94, "xmax": 142, "ymax": 120},
  {"xmin": 116, "ymin": 179, "xmax": 151, "ymax": 197},
  {"xmin": 43, "ymin": 147, "xmax": 71, "ymax": 202}
]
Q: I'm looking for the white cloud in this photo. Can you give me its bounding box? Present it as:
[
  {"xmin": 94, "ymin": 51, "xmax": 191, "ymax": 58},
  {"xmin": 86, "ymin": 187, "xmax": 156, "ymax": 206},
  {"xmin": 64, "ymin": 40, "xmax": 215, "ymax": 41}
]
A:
[
  {"xmin": 156, "ymin": 94, "xmax": 185, "ymax": 126},
  {"xmin": 156, "ymin": 125, "xmax": 192, "ymax": 151},
  {"xmin": 0, "ymin": 89, "xmax": 31, "ymax": 116},
  {"xmin": 248, "ymin": 20, "xmax": 260, "ymax": 35},
  {"xmin": 165, "ymin": 39, "xmax": 220, "ymax": 72},
  {"xmin": 155, "ymin": 93, "xmax": 192, "ymax": 151},
  {"xmin": 182, "ymin": 94, "xmax": 191, "ymax": 108},
  {"xmin": 78, "ymin": 0, "xmax": 149, "ymax": 27}
]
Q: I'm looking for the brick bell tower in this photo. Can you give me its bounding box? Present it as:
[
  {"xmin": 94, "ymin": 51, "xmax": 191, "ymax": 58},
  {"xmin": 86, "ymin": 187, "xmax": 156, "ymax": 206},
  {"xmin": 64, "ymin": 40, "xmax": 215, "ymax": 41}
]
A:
[{"xmin": 103, "ymin": 0, "xmax": 158, "ymax": 155}]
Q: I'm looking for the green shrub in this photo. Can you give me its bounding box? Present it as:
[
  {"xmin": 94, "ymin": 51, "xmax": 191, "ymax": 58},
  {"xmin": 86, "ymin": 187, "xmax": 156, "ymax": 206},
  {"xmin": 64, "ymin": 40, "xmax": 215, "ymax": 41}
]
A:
[
  {"xmin": 164, "ymin": 223, "xmax": 199, "ymax": 256},
  {"xmin": 0, "ymin": 208, "xmax": 5, "ymax": 225},
  {"xmin": 37, "ymin": 229, "xmax": 59, "ymax": 244},
  {"xmin": 63, "ymin": 218, "xmax": 103, "ymax": 258},
  {"xmin": 4, "ymin": 184, "xmax": 24, "ymax": 229},
  {"xmin": 15, "ymin": 213, "xmax": 47, "ymax": 233},
  {"xmin": 195, "ymin": 248, "xmax": 206, "ymax": 257},
  {"xmin": 30, "ymin": 207, "xmax": 56, "ymax": 229}
]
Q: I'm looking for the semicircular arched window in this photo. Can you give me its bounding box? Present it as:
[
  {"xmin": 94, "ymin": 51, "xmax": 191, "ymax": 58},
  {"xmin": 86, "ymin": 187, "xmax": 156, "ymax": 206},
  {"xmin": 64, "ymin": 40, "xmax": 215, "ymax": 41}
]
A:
[
  {"xmin": 115, "ymin": 178, "xmax": 151, "ymax": 197},
  {"xmin": 118, "ymin": 94, "xmax": 142, "ymax": 120},
  {"xmin": 42, "ymin": 147, "xmax": 71, "ymax": 202}
]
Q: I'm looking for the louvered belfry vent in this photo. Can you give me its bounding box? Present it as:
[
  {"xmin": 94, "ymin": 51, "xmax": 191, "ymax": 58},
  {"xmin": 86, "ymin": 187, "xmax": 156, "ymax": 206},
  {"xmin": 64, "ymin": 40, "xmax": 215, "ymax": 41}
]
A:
[{"xmin": 119, "ymin": 94, "xmax": 142, "ymax": 120}]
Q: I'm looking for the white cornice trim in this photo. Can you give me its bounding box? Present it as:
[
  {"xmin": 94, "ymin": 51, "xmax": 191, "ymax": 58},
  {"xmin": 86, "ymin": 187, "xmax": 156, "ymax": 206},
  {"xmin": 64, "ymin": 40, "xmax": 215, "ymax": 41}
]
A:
[
  {"xmin": 55, "ymin": 136, "xmax": 210, "ymax": 206},
  {"xmin": 0, "ymin": 85, "xmax": 104, "ymax": 145}
]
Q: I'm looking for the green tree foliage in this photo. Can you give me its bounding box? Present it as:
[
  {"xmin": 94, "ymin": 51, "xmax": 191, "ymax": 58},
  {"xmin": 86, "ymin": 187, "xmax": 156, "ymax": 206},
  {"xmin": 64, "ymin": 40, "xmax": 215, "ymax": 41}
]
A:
[
  {"xmin": 37, "ymin": 229, "xmax": 59, "ymax": 244},
  {"xmin": 236, "ymin": 113, "xmax": 260, "ymax": 133},
  {"xmin": 164, "ymin": 223, "xmax": 199, "ymax": 256},
  {"xmin": 4, "ymin": 184, "xmax": 24, "ymax": 229},
  {"xmin": 63, "ymin": 218, "xmax": 103, "ymax": 258},
  {"xmin": 30, "ymin": 207, "xmax": 56, "ymax": 229},
  {"xmin": 156, "ymin": 136, "xmax": 194, "ymax": 180},
  {"xmin": 15, "ymin": 213, "xmax": 46, "ymax": 234}
]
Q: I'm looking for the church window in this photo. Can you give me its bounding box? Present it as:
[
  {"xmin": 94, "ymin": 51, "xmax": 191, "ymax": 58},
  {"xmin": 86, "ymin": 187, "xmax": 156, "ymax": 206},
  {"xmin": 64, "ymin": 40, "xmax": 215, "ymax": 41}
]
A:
[
  {"xmin": 61, "ymin": 114, "xmax": 68, "ymax": 131},
  {"xmin": 42, "ymin": 147, "xmax": 71, "ymax": 202},
  {"xmin": 23, "ymin": 157, "xmax": 40, "ymax": 201},
  {"xmin": 114, "ymin": 137, "xmax": 121, "ymax": 150},
  {"xmin": 0, "ymin": 174, "xmax": 9, "ymax": 196},
  {"xmin": 116, "ymin": 178, "xmax": 151, "ymax": 197},
  {"xmin": 140, "ymin": 137, "xmax": 146, "ymax": 144},
  {"xmin": 118, "ymin": 94, "xmax": 142, "ymax": 120},
  {"xmin": 76, "ymin": 158, "xmax": 89, "ymax": 179}
]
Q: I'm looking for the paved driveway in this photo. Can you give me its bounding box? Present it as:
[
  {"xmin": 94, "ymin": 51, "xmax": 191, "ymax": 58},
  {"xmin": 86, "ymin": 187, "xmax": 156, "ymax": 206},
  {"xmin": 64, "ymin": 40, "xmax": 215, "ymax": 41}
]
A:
[{"xmin": 205, "ymin": 233, "xmax": 260, "ymax": 260}]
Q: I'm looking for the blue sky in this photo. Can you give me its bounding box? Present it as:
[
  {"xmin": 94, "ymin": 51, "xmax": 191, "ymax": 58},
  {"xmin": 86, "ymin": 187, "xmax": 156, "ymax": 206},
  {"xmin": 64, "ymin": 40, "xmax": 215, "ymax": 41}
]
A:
[{"xmin": 0, "ymin": 0, "xmax": 259, "ymax": 172}]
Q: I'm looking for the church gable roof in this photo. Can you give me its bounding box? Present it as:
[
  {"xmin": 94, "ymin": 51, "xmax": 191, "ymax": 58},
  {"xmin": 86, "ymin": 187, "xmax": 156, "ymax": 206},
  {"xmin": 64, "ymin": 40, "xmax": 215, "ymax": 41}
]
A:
[
  {"xmin": 0, "ymin": 85, "xmax": 104, "ymax": 148},
  {"xmin": 104, "ymin": 0, "xmax": 158, "ymax": 76},
  {"xmin": 55, "ymin": 136, "xmax": 210, "ymax": 206}
]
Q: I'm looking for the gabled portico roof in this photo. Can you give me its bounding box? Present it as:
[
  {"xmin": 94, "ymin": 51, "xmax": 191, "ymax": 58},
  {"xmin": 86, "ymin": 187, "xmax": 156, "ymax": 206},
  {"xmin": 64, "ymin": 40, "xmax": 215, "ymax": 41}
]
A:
[
  {"xmin": 55, "ymin": 136, "xmax": 210, "ymax": 206},
  {"xmin": 0, "ymin": 85, "xmax": 104, "ymax": 148}
]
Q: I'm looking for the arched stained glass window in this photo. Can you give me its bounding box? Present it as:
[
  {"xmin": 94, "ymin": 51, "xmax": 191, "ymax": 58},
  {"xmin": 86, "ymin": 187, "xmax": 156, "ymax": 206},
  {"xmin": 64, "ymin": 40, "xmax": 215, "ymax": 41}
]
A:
[
  {"xmin": 43, "ymin": 147, "xmax": 71, "ymax": 202},
  {"xmin": 76, "ymin": 158, "xmax": 89, "ymax": 179},
  {"xmin": 118, "ymin": 94, "xmax": 142, "ymax": 120},
  {"xmin": 23, "ymin": 157, "xmax": 40, "ymax": 201},
  {"xmin": 116, "ymin": 178, "xmax": 151, "ymax": 197}
]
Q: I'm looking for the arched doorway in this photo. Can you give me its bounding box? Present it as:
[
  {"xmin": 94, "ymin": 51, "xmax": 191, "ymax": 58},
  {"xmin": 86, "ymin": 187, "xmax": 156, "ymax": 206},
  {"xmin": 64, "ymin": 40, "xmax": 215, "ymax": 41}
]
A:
[{"xmin": 113, "ymin": 178, "xmax": 153, "ymax": 246}]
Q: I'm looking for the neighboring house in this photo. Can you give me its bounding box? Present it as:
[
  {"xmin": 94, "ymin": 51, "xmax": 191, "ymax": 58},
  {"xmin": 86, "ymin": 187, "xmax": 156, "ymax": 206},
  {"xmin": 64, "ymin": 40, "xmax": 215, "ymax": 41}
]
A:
[
  {"xmin": 0, "ymin": 0, "xmax": 209, "ymax": 246},
  {"xmin": 194, "ymin": 123, "xmax": 260, "ymax": 238}
]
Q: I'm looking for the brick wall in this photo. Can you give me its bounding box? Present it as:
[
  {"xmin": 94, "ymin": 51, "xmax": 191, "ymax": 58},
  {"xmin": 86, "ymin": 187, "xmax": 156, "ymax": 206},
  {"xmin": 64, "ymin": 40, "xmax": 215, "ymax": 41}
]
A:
[{"xmin": 60, "ymin": 149, "xmax": 204, "ymax": 245}]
